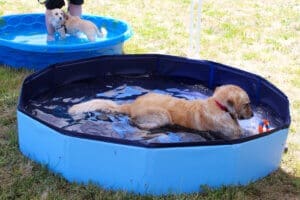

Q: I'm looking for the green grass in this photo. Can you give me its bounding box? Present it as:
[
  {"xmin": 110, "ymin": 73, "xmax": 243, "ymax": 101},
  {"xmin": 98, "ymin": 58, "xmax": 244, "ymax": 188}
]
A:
[{"xmin": 1, "ymin": 0, "xmax": 300, "ymax": 199}]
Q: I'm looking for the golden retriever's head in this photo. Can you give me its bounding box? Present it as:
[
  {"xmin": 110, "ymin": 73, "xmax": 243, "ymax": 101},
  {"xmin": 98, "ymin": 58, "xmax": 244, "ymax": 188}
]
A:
[{"xmin": 213, "ymin": 85, "xmax": 253, "ymax": 120}]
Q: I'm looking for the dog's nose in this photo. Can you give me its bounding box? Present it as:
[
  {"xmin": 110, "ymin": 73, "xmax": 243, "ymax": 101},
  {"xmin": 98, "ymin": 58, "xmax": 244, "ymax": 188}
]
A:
[
  {"xmin": 250, "ymin": 112, "xmax": 254, "ymax": 117},
  {"xmin": 59, "ymin": 17, "xmax": 62, "ymax": 20}
]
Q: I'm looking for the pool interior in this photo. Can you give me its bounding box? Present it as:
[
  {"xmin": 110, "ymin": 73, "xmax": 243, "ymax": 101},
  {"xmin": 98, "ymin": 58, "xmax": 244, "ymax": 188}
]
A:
[{"xmin": 23, "ymin": 75, "xmax": 285, "ymax": 144}]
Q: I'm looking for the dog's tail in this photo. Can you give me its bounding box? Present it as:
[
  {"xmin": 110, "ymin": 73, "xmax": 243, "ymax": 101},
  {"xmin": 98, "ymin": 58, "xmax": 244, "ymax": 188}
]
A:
[{"xmin": 68, "ymin": 99, "xmax": 131, "ymax": 115}]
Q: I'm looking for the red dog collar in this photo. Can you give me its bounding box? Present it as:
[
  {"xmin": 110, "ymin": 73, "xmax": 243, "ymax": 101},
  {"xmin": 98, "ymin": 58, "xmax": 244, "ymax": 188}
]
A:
[{"xmin": 215, "ymin": 100, "xmax": 228, "ymax": 112}]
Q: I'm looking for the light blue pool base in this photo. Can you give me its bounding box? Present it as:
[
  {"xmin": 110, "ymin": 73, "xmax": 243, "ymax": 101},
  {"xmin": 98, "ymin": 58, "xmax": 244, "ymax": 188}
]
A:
[
  {"xmin": 0, "ymin": 14, "xmax": 132, "ymax": 70},
  {"xmin": 17, "ymin": 54, "xmax": 290, "ymax": 195}
]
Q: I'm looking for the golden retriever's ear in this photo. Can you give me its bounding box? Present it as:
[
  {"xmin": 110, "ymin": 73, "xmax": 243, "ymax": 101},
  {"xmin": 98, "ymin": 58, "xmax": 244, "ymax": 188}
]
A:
[
  {"xmin": 227, "ymin": 99, "xmax": 234, "ymax": 107},
  {"xmin": 226, "ymin": 99, "xmax": 238, "ymax": 119},
  {"xmin": 63, "ymin": 11, "xmax": 69, "ymax": 20}
]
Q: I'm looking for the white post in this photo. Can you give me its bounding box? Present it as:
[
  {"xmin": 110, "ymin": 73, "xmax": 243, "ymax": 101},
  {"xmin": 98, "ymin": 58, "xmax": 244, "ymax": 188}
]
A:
[{"xmin": 189, "ymin": 0, "xmax": 202, "ymax": 58}]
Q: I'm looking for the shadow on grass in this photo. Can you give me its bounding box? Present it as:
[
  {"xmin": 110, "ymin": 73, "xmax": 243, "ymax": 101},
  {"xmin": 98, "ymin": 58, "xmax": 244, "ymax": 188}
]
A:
[{"xmin": 198, "ymin": 168, "xmax": 300, "ymax": 200}]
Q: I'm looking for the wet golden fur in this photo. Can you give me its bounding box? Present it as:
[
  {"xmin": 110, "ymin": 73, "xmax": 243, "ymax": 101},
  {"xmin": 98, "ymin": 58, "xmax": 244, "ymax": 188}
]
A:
[
  {"xmin": 68, "ymin": 85, "xmax": 253, "ymax": 139},
  {"xmin": 63, "ymin": 13, "xmax": 105, "ymax": 41}
]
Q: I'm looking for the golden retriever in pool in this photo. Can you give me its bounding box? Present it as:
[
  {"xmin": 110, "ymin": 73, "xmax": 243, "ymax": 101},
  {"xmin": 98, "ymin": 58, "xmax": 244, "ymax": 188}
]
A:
[
  {"xmin": 49, "ymin": 8, "xmax": 106, "ymax": 41},
  {"xmin": 63, "ymin": 12, "xmax": 106, "ymax": 42},
  {"xmin": 68, "ymin": 85, "xmax": 253, "ymax": 139}
]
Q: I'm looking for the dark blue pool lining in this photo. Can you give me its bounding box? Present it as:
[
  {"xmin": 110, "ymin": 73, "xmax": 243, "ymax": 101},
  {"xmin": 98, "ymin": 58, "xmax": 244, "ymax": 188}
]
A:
[{"xmin": 18, "ymin": 54, "xmax": 291, "ymax": 148}]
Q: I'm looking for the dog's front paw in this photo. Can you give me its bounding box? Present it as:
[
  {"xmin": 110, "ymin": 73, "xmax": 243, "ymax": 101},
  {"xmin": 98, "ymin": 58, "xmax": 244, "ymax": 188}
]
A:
[{"xmin": 232, "ymin": 128, "xmax": 243, "ymax": 139}]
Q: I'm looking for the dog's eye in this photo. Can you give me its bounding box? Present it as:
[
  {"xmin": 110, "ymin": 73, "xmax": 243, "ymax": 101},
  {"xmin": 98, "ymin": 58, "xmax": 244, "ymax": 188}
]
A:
[{"xmin": 55, "ymin": 13, "xmax": 58, "ymax": 15}]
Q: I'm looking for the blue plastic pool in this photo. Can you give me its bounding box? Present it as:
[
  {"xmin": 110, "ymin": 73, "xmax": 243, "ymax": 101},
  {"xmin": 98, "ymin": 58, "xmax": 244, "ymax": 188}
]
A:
[
  {"xmin": 0, "ymin": 13, "xmax": 132, "ymax": 70},
  {"xmin": 17, "ymin": 54, "xmax": 291, "ymax": 195}
]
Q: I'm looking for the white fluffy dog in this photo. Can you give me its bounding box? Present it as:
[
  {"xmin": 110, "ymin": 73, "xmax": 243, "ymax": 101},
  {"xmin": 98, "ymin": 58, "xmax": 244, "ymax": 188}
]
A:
[{"xmin": 48, "ymin": 8, "xmax": 66, "ymax": 39}]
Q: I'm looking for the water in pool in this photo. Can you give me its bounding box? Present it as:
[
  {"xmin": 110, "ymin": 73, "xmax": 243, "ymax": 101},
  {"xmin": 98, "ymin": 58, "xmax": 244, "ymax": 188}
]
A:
[
  {"xmin": 0, "ymin": 23, "xmax": 115, "ymax": 46},
  {"xmin": 24, "ymin": 76, "xmax": 284, "ymax": 144},
  {"xmin": 7, "ymin": 31, "xmax": 111, "ymax": 46}
]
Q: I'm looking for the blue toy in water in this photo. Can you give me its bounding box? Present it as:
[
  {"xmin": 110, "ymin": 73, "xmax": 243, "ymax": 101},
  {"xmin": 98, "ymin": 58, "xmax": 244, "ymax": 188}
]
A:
[{"xmin": 0, "ymin": 14, "xmax": 132, "ymax": 70}]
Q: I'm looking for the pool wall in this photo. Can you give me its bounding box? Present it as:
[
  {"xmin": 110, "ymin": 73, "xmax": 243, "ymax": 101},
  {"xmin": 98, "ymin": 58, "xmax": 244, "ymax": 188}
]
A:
[
  {"xmin": 0, "ymin": 43, "xmax": 123, "ymax": 70},
  {"xmin": 17, "ymin": 54, "xmax": 290, "ymax": 195}
]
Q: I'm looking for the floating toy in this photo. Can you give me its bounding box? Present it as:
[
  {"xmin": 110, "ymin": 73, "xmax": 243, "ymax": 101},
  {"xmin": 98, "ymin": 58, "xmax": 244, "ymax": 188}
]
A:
[{"xmin": 258, "ymin": 119, "xmax": 270, "ymax": 133}]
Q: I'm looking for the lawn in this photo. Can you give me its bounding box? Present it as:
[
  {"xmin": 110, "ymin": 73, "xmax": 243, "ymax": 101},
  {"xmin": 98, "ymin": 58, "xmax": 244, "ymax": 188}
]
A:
[{"xmin": 0, "ymin": 0, "xmax": 299, "ymax": 199}]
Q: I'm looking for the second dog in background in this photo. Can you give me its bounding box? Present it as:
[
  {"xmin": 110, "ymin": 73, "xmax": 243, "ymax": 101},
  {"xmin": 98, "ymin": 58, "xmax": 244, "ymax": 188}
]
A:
[{"xmin": 49, "ymin": 8, "xmax": 106, "ymax": 42}]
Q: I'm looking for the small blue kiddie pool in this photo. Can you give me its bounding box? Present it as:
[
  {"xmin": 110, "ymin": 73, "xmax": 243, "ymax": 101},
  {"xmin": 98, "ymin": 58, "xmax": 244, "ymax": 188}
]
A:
[
  {"xmin": 17, "ymin": 54, "xmax": 290, "ymax": 195},
  {"xmin": 0, "ymin": 13, "xmax": 132, "ymax": 70}
]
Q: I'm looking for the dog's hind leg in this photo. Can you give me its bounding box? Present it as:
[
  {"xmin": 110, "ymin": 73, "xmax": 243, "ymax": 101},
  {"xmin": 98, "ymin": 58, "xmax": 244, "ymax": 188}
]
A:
[{"xmin": 131, "ymin": 107, "xmax": 172, "ymax": 130}]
